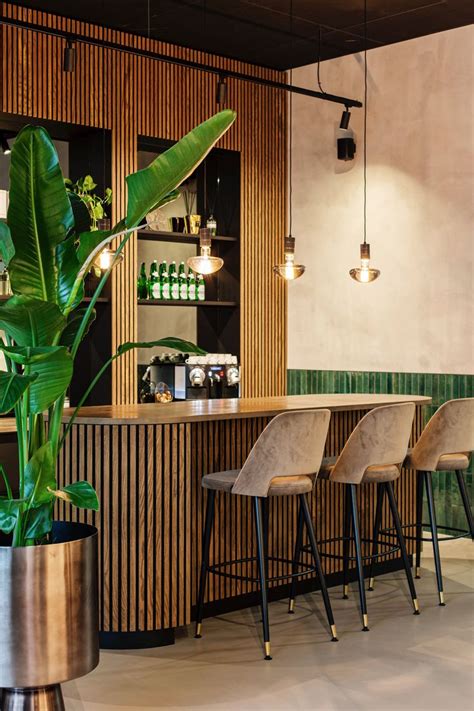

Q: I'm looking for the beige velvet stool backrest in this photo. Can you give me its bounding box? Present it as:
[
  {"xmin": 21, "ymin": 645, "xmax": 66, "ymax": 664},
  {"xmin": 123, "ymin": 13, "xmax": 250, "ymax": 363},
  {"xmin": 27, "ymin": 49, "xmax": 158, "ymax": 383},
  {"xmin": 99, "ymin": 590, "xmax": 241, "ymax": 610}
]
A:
[
  {"xmin": 231, "ymin": 409, "xmax": 331, "ymax": 497},
  {"xmin": 408, "ymin": 398, "xmax": 474, "ymax": 471},
  {"xmin": 329, "ymin": 403, "xmax": 416, "ymax": 485}
]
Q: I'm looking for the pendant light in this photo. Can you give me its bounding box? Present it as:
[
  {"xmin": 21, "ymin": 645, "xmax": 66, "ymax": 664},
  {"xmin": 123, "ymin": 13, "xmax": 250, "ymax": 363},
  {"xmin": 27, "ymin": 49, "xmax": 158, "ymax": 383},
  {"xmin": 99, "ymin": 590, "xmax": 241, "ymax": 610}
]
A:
[
  {"xmin": 274, "ymin": 0, "xmax": 305, "ymax": 281},
  {"xmin": 187, "ymin": 228, "xmax": 223, "ymax": 275},
  {"xmin": 350, "ymin": 0, "xmax": 380, "ymax": 284}
]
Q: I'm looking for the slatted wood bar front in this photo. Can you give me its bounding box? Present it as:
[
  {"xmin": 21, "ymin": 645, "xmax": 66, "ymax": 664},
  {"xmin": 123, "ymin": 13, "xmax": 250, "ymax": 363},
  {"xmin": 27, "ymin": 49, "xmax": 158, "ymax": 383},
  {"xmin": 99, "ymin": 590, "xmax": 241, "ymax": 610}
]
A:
[{"xmin": 57, "ymin": 394, "xmax": 430, "ymax": 645}]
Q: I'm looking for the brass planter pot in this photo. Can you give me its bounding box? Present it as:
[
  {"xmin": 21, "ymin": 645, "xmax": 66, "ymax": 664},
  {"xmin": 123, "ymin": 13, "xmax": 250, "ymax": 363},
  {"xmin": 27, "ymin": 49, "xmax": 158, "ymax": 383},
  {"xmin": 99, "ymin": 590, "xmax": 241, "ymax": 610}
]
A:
[{"xmin": 0, "ymin": 522, "xmax": 99, "ymax": 710}]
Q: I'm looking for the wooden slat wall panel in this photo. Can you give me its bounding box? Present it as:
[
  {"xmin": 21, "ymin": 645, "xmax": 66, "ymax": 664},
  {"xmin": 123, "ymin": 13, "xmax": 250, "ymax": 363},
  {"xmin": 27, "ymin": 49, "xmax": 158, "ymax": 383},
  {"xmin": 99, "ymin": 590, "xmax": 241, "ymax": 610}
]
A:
[
  {"xmin": 57, "ymin": 407, "xmax": 423, "ymax": 633},
  {"xmin": 0, "ymin": 2, "xmax": 287, "ymax": 402}
]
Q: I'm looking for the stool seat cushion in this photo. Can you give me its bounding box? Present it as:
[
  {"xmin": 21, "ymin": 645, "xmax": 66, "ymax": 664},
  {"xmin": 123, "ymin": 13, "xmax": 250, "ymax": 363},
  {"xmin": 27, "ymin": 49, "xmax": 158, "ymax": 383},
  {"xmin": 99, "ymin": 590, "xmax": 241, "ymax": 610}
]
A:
[
  {"xmin": 404, "ymin": 449, "xmax": 470, "ymax": 471},
  {"xmin": 201, "ymin": 470, "xmax": 313, "ymax": 496},
  {"xmin": 319, "ymin": 457, "xmax": 400, "ymax": 483}
]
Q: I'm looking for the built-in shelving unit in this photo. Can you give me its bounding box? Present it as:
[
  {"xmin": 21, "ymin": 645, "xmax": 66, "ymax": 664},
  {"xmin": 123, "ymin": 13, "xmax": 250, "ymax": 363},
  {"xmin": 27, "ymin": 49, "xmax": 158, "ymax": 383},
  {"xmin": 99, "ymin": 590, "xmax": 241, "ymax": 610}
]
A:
[
  {"xmin": 138, "ymin": 299, "xmax": 238, "ymax": 307},
  {"xmin": 138, "ymin": 229, "xmax": 237, "ymax": 244}
]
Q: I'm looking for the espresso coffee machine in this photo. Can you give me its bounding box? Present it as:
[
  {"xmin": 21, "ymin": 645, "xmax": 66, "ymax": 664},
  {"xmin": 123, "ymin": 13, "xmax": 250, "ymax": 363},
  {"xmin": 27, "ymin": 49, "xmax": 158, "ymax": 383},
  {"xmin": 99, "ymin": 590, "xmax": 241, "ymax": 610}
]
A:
[{"xmin": 142, "ymin": 353, "xmax": 241, "ymax": 401}]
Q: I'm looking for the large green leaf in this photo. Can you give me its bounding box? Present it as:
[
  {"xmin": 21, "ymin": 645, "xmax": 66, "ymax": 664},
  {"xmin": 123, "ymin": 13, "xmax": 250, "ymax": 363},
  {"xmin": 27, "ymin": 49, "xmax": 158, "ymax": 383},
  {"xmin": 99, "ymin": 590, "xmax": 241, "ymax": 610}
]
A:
[
  {"xmin": 68, "ymin": 191, "xmax": 92, "ymax": 235},
  {"xmin": 60, "ymin": 307, "xmax": 96, "ymax": 348},
  {"xmin": 0, "ymin": 345, "xmax": 63, "ymax": 365},
  {"xmin": 0, "ymin": 296, "xmax": 66, "ymax": 346},
  {"xmin": 0, "ymin": 221, "xmax": 15, "ymax": 266},
  {"xmin": 125, "ymin": 110, "xmax": 236, "ymax": 228},
  {"xmin": 0, "ymin": 497, "xmax": 24, "ymax": 534},
  {"xmin": 49, "ymin": 480, "xmax": 99, "ymax": 511},
  {"xmin": 0, "ymin": 370, "xmax": 37, "ymax": 414},
  {"xmin": 23, "ymin": 502, "xmax": 52, "ymax": 539},
  {"xmin": 117, "ymin": 337, "xmax": 207, "ymax": 357},
  {"xmin": 56, "ymin": 236, "xmax": 84, "ymax": 312},
  {"xmin": 28, "ymin": 348, "xmax": 73, "ymax": 414},
  {"xmin": 7, "ymin": 125, "xmax": 73, "ymax": 302},
  {"xmin": 23, "ymin": 441, "xmax": 55, "ymax": 507}
]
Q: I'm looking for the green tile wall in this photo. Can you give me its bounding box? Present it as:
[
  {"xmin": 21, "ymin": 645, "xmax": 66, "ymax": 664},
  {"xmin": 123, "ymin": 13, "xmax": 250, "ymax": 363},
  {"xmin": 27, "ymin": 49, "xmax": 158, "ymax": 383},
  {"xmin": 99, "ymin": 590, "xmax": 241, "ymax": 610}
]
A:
[{"xmin": 288, "ymin": 369, "xmax": 473, "ymax": 530}]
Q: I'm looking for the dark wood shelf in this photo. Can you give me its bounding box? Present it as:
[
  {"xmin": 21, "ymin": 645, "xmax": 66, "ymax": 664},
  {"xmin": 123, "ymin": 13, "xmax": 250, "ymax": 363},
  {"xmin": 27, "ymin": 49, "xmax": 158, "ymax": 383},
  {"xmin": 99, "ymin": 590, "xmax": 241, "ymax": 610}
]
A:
[
  {"xmin": 138, "ymin": 229, "xmax": 238, "ymax": 244},
  {"xmin": 138, "ymin": 299, "xmax": 238, "ymax": 308}
]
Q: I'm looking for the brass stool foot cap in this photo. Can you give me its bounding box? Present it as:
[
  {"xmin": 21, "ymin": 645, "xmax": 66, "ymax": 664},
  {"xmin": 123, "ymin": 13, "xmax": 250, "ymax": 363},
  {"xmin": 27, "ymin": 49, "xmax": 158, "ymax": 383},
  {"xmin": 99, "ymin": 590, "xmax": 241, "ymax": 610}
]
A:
[
  {"xmin": 362, "ymin": 614, "xmax": 369, "ymax": 631},
  {"xmin": 264, "ymin": 642, "xmax": 272, "ymax": 660},
  {"xmin": 439, "ymin": 592, "xmax": 445, "ymax": 606},
  {"xmin": 368, "ymin": 577, "xmax": 375, "ymax": 591},
  {"xmin": 415, "ymin": 567, "xmax": 421, "ymax": 579},
  {"xmin": 330, "ymin": 625, "xmax": 338, "ymax": 641},
  {"xmin": 342, "ymin": 585, "xmax": 349, "ymax": 600},
  {"xmin": 195, "ymin": 623, "xmax": 202, "ymax": 638},
  {"xmin": 288, "ymin": 599, "xmax": 295, "ymax": 614},
  {"xmin": 413, "ymin": 598, "xmax": 420, "ymax": 615}
]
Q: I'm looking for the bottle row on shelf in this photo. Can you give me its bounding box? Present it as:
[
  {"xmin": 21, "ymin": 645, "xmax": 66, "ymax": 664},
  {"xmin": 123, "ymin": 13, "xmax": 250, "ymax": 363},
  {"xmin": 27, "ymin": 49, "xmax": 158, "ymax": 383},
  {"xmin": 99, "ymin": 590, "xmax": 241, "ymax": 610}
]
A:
[{"xmin": 137, "ymin": 260, "xmax": 206, "ymax": 301}]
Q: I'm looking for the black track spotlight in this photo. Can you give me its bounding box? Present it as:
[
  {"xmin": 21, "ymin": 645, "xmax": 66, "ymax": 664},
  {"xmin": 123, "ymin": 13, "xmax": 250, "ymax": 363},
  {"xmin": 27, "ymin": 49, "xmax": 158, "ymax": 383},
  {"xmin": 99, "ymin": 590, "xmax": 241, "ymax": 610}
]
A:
[
  {"xmin": 216, "ymin": 75, "xmax": 227, "ymax": 106},
  {"xmin": 339, "ymin": 108, "xmax": 351, "ymax": 130},
  {"xmin": 63, "ymin": 39, "xmax": 76, "ymax": 73},
  {"xmin": 1, "ymin": 133, "xmax": 11, "ymax": 156}
]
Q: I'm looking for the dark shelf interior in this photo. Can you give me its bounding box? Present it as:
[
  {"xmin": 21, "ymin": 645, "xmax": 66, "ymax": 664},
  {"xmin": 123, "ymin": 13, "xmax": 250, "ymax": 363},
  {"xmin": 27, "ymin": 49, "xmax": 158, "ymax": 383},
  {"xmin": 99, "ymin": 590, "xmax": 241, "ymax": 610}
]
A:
[{"xmin": 0, "ymin": 295, "xmax": 110, "ymax": 303}]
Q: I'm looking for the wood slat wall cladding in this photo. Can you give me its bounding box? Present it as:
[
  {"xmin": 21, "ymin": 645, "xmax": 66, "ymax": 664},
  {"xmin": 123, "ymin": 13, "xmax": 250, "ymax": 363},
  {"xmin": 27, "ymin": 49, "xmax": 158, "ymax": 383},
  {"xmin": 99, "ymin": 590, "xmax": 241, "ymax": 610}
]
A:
[
  {"xmin": 57, "ymin": 407, "xmax": 423, "ymax": 634},
  {"xmin": 0, "ymin": 2, "xmax": 287, "ymax": 403}
]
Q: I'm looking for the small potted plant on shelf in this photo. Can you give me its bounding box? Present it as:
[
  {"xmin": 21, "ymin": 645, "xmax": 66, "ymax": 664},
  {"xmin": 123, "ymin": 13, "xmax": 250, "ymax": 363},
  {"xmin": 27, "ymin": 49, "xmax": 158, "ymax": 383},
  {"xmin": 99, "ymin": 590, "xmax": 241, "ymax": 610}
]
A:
[
  {"xmin": 0, "ymin": 109, "xmax": 235, "ymax": 710},
  {"xmin": 65, "ymin": 174, "xmax": 112, "ymax": 231}
]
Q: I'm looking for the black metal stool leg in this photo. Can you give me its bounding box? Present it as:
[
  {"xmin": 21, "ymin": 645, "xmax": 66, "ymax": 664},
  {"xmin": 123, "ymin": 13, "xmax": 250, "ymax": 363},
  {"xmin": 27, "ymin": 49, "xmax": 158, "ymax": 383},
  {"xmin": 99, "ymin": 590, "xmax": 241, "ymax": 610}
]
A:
[
  {"xmin": 385, "ymin": 482, "xmax": 420, "ymax": 615},
  {"xmin": 288, "ymin": 501, "xmax": 304, "ymax": 613},
  {"xmin": 195, "ymin": 490, "xmax": 216, "ymax": 638},
  {"xmin": 415, "ymin": 473, "xmax": 424, "ymax": 578},
  {"xmin": 253, "ymin": 496, "xmax": 272, "ymax": 660},
  {"xmin": 342, "ymin": 485, "xmax": 352, "ymax": 599},
  {"xmin": 262, "ymin": 497, "xmax": 270, "ymax": 578},
  {"xmin": 300, "ymin": 494, "xmax": 338, "ymax": 641},
  {"xmin": 349, "ymin": 484, "xmax": 369, "ymax": 631},
  {"xmin": 368, "ymin": 483, "xmax": 384, "ymax": 591},
  {"xmin": 455, "ymin": 470, "xmax": 474, "ymax": 540},
  {"xmin": 424, "ymin": 472, "xmax": 445, "ymax": 606}
]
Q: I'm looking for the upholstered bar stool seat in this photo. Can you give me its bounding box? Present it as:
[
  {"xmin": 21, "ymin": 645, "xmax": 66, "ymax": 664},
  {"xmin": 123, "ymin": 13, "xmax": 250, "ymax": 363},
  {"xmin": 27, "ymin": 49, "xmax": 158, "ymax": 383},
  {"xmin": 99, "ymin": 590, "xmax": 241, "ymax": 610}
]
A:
[
  {"xmin": 319, "ymin": 458, "xmax": 400, "ymax": 483},
  {"xmin": 401, "ymin": 398, "xmax": 474, "ymax": 605},
  {"xmin": 404, "ymin": 450, "xmax": 470, "ymax": 471},
  {"xmin": 202, "ymin": 470, "xmax": 314, "ymax": 495},
  {"xmin": 195, "ymin": 409, "xmax": 338, "ymax": 660}
]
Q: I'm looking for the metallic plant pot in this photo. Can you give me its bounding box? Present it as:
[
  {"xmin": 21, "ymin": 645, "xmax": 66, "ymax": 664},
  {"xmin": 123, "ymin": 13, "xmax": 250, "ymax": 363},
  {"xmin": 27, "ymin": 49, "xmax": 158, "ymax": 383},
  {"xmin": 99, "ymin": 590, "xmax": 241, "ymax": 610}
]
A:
[{"xmin": 0, "ymin": 522, "xmax": 99, "ymax": 711}]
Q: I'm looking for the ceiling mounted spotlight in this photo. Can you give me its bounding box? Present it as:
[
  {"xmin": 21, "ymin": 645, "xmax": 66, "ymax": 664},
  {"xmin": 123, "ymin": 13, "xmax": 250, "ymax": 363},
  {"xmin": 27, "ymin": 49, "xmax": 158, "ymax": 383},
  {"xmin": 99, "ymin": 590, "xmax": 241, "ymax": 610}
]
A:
[
  {"xmin": 216, "ymin": 74, "xmax": 227, "ymax": 106},
  {"xmin": 63, "ymin": 39, "xmax": 76, "ymax": 73},
  {"xmin": 339, "ymin": 108, "xmax": 351, "ymax": 129},
  {"xmin": 0, "ymin": 133, "xmax": 11, "ymax": 156}
]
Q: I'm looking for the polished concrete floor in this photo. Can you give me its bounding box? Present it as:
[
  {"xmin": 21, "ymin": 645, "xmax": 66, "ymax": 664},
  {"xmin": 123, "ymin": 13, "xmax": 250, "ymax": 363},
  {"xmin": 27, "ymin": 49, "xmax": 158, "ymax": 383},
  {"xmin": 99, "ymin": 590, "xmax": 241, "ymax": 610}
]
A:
[{"xmin": 65, "ymin": 539, "xmax": 473, "ymax": 710}]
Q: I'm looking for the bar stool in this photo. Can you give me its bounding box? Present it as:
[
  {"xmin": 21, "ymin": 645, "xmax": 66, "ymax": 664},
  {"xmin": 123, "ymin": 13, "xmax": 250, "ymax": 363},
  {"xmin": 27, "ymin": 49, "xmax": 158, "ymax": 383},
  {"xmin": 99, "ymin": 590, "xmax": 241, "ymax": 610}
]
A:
[
  {"xmin": 194, "ymin": 409, "xmax": 336, "ymax": 660},
  {"xmin": 403, "ymin": 397, "xmax": 474, "ymax": 606},
  {"xmin": 289, "ymin": 403, "xmax": 420, "ymax": 631}
]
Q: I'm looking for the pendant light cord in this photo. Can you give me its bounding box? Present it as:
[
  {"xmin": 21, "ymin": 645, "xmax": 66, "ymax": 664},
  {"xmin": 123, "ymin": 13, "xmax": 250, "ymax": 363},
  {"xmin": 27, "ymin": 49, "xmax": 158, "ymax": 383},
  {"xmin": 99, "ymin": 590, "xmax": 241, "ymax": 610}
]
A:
[
  {"xmin": 289, "ymin": 0, "xmax": 293, "ymax": 238},
  {"xmin": 363, "ymin": 0, "xmax": 367, "ymax": 244},
  {"xmin": 317, "ymin": 26, "xmax": 326, "ymax": 94}
]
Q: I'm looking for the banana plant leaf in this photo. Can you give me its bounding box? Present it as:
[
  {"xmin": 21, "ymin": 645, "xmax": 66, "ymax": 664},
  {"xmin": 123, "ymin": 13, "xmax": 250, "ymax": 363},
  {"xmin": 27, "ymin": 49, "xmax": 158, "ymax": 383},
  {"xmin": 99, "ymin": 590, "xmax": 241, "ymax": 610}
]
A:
[
  {"xmin": 56, "ymin": 236, "xmax": 84, "ymax": 312},
  {"xmin": 0, "ymin": 345, "xmax": 65, "ymax": 365},
  {"xmin": 68, "ymin": 191, "xmax": 91, "ymax": 235},
  {"xmin": 0, "ymin": 371, "xmax": 38, "ymax": 414},
  {"xmin": 23, "ymin": 442, "xmax": 55, "ymax": 507},
  {"xmin": 116, "ymin": 336, "xmax": 207, "ymax": 357},
  {"xmin": 125, "ymin": 110, "xmax": 236, "ymax": 228},
  {"xmin": 0, "ymin": 221, "xmax": 15, "ymax": 265},
  {"xmin": 7, "ymin": 126, "xmax": 74, "ymax": 303},
  {"xmin": 0, "ymin": 497, "xmax": 25, "ymax": 534},
  {"xmin": 49, "ymin": 481, "xmax": 99, "ymax": 510},
  {"xmin": 26, "ymin": 348, "xmax": 73, "ymax": 414},
  {"xmin": 0, "ymin": 296, "xmax": 66, "ymax": 346},
  {"xmin": 23, "ymin": 502, "xmax": 52, "ymax": 539}
]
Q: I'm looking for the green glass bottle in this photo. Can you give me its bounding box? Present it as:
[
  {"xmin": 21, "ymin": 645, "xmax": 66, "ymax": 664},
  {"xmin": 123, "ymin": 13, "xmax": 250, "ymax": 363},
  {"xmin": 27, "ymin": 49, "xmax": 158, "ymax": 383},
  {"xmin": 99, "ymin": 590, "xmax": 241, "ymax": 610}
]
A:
[
  {"xmin": 188, "ymin": 272, "xmax": 196, "ymax": 301},
  {"xmin": 171, "ymin": 272, "xmax": 180, "ymax": 300},
  {"xmin": 137, "ymin": 262, "xmax": 148, "ymax": 300},
  {"xmin": 197, "ymin": 273, "xmax": 206, "ymax": 301},
  {"xmin": 148, "ymin": 261, "xmax": 159, "ymax": 299},
  {"xmin": 161, "ymin": 271, "xmax": 171, "ymax": 300},
  {"xmin": 169, "ymin": 260, "xmax": 177, "ymax": 277},
  {"xmin": 179, "ymin": 270, "xmax": 188, "ymax": 300},
  {"xmin": 159, "ymin": 260, "xmax": 168, "ymax": 278}
]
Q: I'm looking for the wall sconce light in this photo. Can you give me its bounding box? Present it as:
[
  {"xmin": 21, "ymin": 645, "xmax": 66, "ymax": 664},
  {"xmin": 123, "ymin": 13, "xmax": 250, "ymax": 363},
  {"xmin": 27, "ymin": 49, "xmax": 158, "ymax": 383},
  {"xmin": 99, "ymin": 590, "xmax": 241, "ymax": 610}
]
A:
[
  {"xmin": 63, "ymin": 39, "xmax": 76, "ymax": 73},
  {"xmin": 187, "ymin": 228, "xmax": 223, "ymax": 275},
  {"xmin": 216, "ymin": 75, "xmax": 227, "ymax": 106}
]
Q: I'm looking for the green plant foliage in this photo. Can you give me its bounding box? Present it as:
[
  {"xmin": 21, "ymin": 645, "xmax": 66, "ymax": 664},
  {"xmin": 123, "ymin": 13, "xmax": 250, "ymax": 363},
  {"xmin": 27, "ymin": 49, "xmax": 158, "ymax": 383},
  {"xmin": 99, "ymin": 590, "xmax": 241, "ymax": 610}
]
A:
[
  {"xmin": 0, "ymin": 110, "xmax": 236, "ymax": 546},
  {"xmin": 0, "ymin": 371, "xmax": 37, "ymax": 414}
]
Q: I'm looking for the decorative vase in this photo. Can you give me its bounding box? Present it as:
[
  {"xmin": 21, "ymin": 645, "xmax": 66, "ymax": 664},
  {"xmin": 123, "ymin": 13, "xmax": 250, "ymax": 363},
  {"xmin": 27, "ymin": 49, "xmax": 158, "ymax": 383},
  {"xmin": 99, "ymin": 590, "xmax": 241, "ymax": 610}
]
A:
[
  {"xmin": 185, "ymin": 214, "xmax": 201, "ymax": 235},
  {"xmin": 0, "ymin": 521, "xmax": 99, "ymax": 711},
  {"xmin": 171, "ymin": 217, "xmax": 185, "ymax": 233}
]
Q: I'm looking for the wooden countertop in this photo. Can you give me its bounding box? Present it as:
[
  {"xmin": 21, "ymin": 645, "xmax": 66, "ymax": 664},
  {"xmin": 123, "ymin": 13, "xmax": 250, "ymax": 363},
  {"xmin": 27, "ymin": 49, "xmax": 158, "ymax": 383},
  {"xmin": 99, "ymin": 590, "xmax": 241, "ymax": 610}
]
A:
[
  {"xmin": 63, "ymin": 394, "xmax": 431, "ymax": 426},
  {"xmin": 0, "ymin": 417, "xmax": 17, "ymax": 434}
]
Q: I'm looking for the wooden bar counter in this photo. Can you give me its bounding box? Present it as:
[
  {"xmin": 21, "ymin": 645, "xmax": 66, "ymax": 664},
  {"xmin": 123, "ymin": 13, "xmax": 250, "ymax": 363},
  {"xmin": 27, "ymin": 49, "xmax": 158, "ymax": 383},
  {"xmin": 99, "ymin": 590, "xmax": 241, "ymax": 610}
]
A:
[{"xmin": 58, "ymin": 394, "xmax": 431, "ymax": 648}]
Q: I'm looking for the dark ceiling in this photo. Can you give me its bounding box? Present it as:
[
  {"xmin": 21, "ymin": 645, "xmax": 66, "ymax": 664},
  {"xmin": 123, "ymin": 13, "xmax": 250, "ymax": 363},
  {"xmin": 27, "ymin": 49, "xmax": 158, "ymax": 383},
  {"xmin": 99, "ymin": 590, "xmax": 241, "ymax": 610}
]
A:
[{"xmin": 5, "ymin": 0, "xmax": 473, "ymax": 70}]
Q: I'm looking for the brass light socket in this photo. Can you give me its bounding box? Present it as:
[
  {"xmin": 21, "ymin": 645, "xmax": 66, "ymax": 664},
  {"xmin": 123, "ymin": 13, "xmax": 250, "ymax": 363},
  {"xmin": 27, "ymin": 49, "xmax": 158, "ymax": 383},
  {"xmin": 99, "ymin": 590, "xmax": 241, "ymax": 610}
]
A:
[{"xmin": 360, "ymin": 242, "xmax": 371, "ymax": 260}]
